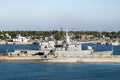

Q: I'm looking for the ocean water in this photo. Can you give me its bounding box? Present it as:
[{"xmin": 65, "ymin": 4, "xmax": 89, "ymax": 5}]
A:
[
  {"xmin": 0, "ymin": 62, "xmax": 120, "ymax": 80},
  {"xmin": 0, "ymin": 44, "xmax": 39, "ymax": 53},
  {"xmin": 82, "ymin": 43, "xmax": 120, "ymax": 55}
]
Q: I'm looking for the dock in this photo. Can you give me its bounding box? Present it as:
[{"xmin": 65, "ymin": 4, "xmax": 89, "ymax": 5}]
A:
[{"xmin": 1, "ymin": 56, "xmax": 120, "ymax": 63}]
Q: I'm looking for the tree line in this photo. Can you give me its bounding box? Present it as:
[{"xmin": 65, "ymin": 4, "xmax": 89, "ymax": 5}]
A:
[{"xmin": 0, "ymin": 31, "xmax": 120, "ymax": 40}]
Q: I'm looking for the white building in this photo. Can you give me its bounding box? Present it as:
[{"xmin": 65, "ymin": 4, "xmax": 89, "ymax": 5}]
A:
[{"xmin": 13, "ymin": 35, "xmax": 29, "ymax": 42}]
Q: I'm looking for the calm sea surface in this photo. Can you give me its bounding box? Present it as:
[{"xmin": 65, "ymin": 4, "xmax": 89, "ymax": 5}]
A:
[
  {"xmin": 0, "ymin": 44, "xmax": 39, "ymax": 53},
  {"xmin": 0, "ymin": 62, "xmax": 120, "ymax": 80}
]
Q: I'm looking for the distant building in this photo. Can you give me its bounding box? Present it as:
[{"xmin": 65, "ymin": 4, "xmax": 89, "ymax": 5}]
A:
[
  {"xmin": 5, "ymin": 33, "xmax": 11, "ymax": 39},
  {"xmin": 13, "ymin": 35, "xmax": 29, "ymax": 42},
  {"xmin": 80, "ymin": 35, "xmax": 94, "ymax": 40}
]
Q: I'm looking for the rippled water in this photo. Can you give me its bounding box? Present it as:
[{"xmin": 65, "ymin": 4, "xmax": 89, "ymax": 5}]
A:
[
  {"xmin": 0, "ymin": 44, "xmax": 39, "ymax": 53},
  {"xmin": 0, "ymin": 62, "xmax": 120, "ymax": 80}
]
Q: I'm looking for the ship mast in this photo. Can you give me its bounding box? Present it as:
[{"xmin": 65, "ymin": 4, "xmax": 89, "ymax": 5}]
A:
[{"xmin": 66, "ymin": 26, "xmax": 70, "ymax": 44}]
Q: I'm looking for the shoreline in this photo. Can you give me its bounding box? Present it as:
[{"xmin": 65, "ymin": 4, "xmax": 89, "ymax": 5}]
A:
[
  {"xmin": 1, "ymin": 56, "xmax": 120, "ymax": 63},
  {"xmin": 0, "ymin": 42, "xmax": 33, "ymax": 44}
]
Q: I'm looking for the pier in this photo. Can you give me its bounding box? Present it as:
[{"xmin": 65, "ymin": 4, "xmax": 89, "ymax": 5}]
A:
[{"xmin": 1, "ymin": 56, "xmax": 120, "ymax": 63}]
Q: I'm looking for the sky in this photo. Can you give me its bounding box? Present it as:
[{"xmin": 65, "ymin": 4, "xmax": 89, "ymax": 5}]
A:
[{"xmin": 0, "ymin": 0, "xmax": 120, "ymax": 31}]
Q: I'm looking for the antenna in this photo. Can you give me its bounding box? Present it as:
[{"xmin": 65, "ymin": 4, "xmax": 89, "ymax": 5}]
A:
[
  {"xmin": 65, "ymin": 25, "xmax": 70, "ymax": 44},
  {"xmin": 111, "ymin": 45, "xmax": 114, "ymax": 58}
]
